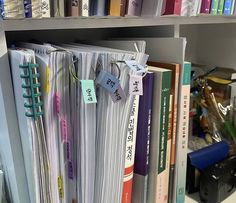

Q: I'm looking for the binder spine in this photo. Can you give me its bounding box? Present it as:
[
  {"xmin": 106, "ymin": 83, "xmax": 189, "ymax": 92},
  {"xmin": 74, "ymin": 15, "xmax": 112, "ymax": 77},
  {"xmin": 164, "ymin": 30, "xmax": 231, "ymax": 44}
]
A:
[{"xmin": 19, "ymin": 63, "xmax": 43, "ymax": 119}]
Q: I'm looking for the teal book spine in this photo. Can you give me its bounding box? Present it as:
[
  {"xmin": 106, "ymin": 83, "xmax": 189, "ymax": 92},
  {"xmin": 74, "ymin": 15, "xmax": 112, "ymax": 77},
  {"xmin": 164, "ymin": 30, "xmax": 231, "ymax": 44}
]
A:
[
  {"xmin": 218, "ymin": 0, "xmax": 225, "ymax": 14},
  {"xmin": 211, "ymin": 0, "xmax": 220, "ymax": 14}
]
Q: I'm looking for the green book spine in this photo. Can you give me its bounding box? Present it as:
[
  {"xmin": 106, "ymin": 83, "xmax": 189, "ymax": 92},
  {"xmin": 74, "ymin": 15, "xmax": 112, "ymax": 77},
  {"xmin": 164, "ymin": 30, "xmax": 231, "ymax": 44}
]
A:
[
  {"xmin": 218, "ymin": 0, "xmax": 225, "ymax": 14},
  {"xmin": 158, "ymin": 71, "xmax": 172, "ymax": 174},
  {"xmin": 211, "ymin": 0, "xmax": 220, "ymax": 14}
]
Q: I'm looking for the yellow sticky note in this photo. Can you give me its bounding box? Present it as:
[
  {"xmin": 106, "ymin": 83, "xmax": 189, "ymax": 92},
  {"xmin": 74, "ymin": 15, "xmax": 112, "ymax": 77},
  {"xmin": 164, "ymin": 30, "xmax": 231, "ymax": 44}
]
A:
[
  {"xmin": 45, "ymin": 66, "xmax": 50, "ymax": 93},
  {"xmin": 57, "ymin": 176, "xmax": 64, "ymax": 199}
]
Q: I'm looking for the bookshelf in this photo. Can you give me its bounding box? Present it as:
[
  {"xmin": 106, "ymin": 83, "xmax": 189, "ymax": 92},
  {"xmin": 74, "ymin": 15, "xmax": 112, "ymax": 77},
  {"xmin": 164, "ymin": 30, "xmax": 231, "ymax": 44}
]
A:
[
  {"xmin": 2, "ymin": 16, "xmax": 236, "ymax": 31},
  {"xmin": 1, "ymin": 16, "xmax": 236, "ymax": 203}
]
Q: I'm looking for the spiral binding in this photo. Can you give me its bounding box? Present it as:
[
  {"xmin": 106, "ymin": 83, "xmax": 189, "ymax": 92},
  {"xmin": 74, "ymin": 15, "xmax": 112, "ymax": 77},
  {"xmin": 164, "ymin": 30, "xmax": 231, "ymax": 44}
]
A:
[{"xmin": 19, "ymin": 63, "xmax": 44, "ymax": 119}]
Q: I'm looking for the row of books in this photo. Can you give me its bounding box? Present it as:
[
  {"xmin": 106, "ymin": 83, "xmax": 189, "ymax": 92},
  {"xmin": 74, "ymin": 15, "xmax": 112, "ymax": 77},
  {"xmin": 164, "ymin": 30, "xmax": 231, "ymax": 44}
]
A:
[
  {"xmin": 7, "ymin": 38, "xmax": 190, "ymax": 203},
  {"xmin": 1, "ymin": 0, "xmax": 236, "ymax": 19}
]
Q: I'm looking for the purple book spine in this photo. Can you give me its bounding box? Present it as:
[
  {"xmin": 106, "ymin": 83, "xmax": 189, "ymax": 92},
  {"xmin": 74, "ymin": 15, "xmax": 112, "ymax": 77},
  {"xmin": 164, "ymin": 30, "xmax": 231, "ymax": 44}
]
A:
[
  {"xmin": 200, "ymin": 0, "xmax": 211, "ymax": 13},
  {"xmin": 24, "ymin": 0, "xmax": 32, "ymax": 18},
  {"xmin": 134, "ymin": 73, "xmax": 154, "ymax": 176},
  {"xmin": 126, "ymin": 0, "xmax": 143, "ymax": 16}
]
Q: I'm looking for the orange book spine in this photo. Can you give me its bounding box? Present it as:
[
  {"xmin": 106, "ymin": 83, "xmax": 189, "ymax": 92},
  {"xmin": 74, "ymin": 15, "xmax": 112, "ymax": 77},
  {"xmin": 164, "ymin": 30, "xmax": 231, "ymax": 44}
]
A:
[{"xmin": 109, "ymin": 0, "xmax": 127, "ymax": 16}]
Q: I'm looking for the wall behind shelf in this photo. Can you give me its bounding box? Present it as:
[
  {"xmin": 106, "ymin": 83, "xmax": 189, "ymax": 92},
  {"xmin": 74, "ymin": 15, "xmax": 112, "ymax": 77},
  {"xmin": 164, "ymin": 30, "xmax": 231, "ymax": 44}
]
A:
[
  {"xmin": 5, "ymin": 25, "xmax": 174, "ymax": 45},
  {"xmin": 180, "ymin": 23, "xmax": 236, "ymax": 70}
]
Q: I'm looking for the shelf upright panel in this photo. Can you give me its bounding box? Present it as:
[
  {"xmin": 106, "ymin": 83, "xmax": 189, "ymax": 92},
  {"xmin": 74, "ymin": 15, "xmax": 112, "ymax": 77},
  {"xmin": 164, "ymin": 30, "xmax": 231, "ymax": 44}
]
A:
[{"xmin": 0, "ymin": 24, "xmax": 30, "ymax": 203}]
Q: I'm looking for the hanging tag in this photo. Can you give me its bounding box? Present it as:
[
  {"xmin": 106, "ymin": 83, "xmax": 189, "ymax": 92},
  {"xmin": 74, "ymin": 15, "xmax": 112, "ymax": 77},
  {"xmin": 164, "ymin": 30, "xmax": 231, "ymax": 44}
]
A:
[
  {"xmin": 96, "ymin": 70, "xmax": 120, "ymax": 93},
  {"xmin": 109, "ymin": 85, "xmax": 126, "ymax": 103},
  {"xmin": 44, "ymin": 66, "xmax": 50, "ymax": 93},
  {"xmin": 129, "ymin": 75, "xmax": 143, "ymax": 95},
  {"xmin": 125, "ymin": 60, "xmax": 146, "ymax": 73},
  {"xmin": 81, "ymin": 80, "xmax": 97, "ymax": 104}
]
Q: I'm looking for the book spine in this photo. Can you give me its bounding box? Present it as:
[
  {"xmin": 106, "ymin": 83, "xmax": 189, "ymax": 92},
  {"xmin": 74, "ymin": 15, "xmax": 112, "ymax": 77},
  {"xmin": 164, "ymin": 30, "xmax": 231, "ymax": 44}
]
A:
[
  {"xmin": 41, "ymin": 0, "xmax": 50, "ymax": 17},
  {"xmin": 122, "ymin": 95, "xmax": 140, "ymax": 203},
  {"xmin": 81, "ymin": 0, "xmax": 89, "ymax": 16},
  {"xmin": 0, "ymin": 0, "xmax": 3, "ymax": 19},
  {"xmin": 161, "ymin": 0, "xmax": 167, "ymax": 15},
  {"xmin": 163, "ymin": 0, "xmax": 182, "ymax": 15},
  {"xmin": 174, "ymin": 0, "xmax": 182, "ymax": 15},
  {"xmin": 211, "ymin": 0, "xmax": 219, "ymax": 14},
  {"xmin": 164, "ymin": 95, "xmax": 173, "ymax": 203},
  {"xmin": 31, "ymin": 0, "xmax": 42, "ymax": 17},
  {"xmin": 4, "ymin": 0, "xmax": 25, "ymax": 18},
  {"xmin": 217, "ymin": 0, "xmax": 225, "ymax": 14},
  {"xmin": 174, "ymin": 62, "xmax": 191, "ymax": 203},
  {"xmin": 72, "ymin": 0, "xmax": 79, "ymax": 16},
  {"xmin": 155, "ymin": 71, "xmax": 171, "ymax": 203},
  {"xmin": 168, "ymin": 68, "xmax": 180, "ymax": 203},
  {"xmin": 126, "ymin": 0, "xmax": 142, "ymax": 16},
  {"xmin": 190, "ymin": 0, "xmax": 201, "ymax": 16},
  {"xmin": 121, "ymin": 0, "xmax": 127, "ymax": 15},
  {"xmin": 224, "ymin": 0, "xmax": 233, "ymax": 14},
  {"xmin": 163, "ymin": 0, "xmax": 175, "ymax": 15},
  {"xmin": 180, "ymin": 0, "xmax": 189, "ymax": 16},
  {"xmin": 231, "ymin": 0, "xmax": 235, "ymax": 14},
  {"xmin": 200, "ymin": 0, "xmax": 211, "ymax": 13},
  {"xmin": 132, "ymin": 73, "xmax": 154, "ymax": 203},
  {"xmin": 24, "ymin": 0, "xmax": 32, "ymax": 18},
  {"xmin": 109, "ymin": 0, "xmax": 121, "ymax": 16}
]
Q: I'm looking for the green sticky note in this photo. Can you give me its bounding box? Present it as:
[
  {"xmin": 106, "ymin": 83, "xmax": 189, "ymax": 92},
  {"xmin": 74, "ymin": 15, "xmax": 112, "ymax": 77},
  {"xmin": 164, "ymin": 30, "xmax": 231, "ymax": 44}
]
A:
[{"xmin": 81, "ymin": 80, "xmax": 97, "ymax": 104}]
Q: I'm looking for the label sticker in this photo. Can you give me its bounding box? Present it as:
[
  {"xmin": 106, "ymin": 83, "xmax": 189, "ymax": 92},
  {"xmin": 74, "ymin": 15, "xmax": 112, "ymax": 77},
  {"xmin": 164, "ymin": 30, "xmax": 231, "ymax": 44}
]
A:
[
  {"xmin": 81, "ymin": 80, "xmax": 97, "ymax": 104},
  {"xmin": 96, "ymin": 70, "xmax": 120, "ymax": 93},
  {"xmin": 44, "ymin": 66, "xmax": 50, "ymax": 93},
  {"xmin": 109, "ymin": 85, "xmax": 126, "ymax": 103},
  {"xmin": 68, "ymin": 160, "xmax": 73, "ymax": 180},
  {"xmin": 57, "ymin": 176, "xmax": 64, "ymax": 199},
  {"xmin": 60, "ymin": 118, "xmax": 68, "ymax": 142},
  {"xmin": 129, "ymin": 75, "xmax": 143, "ymax": 95}
]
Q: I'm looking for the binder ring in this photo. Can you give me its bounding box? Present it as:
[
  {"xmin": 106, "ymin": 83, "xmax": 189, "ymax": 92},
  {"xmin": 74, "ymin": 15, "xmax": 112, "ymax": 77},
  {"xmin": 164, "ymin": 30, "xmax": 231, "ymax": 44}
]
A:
[{"xmin": 110, "ymin": 61, "xmax": 121, "ymax": 80}]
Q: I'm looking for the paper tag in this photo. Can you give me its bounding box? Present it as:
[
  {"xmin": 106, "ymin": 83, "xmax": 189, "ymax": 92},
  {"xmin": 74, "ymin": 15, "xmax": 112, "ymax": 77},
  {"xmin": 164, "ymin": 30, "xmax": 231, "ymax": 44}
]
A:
[
  {"xmin": 109, "ymin": 85, "xmax": 126, "ymax": 103},
  {"xmin": 44, "ymin": 66, "xmax": 50, "ymax": 93},
  {"xmin": 68, "ymin": 160, "xmax": 73, "ymax": 180},
  {"xmin": 129, "ymin": 75, "xmax": 143, "ymax": 95},
  {"xmin": 57, "ymin": 176, "xmax": 64, "ymax": 199},
  {"xmin": 125, "ymin": 60, "xmax": 145, "ymax": 73},
  {"xmin": 81, "ymin": 80, "xmax": 97, "ymax": 104},
  {"xmin": 96, "ymin": 70, "xmax": 120, "ymax": 93}
]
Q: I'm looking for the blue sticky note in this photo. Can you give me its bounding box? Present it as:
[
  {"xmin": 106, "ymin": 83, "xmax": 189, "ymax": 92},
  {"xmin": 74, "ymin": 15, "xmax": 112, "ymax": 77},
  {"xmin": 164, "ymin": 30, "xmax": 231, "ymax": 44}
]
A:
[
  {"xmin": 81, "ymin": 80, "xmax": 97, "ymax": 104},
  {"xmin": 96, "ymin": 70, "xmax": 120, "ymax": 93}
]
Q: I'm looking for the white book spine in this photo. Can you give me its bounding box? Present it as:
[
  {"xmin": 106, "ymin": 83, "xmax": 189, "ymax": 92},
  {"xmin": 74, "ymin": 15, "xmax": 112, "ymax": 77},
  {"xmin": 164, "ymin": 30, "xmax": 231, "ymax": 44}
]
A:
[
  {"xmin": 122, "ymin": 95, "xmax": 140, "ymax": 202},
  {"xmin": 81, "ymin": 0, "xmax": 89, "ymax": 16},
  {"xmin": 3, "ymin": 0, "xmax": 25, "ymax": 18},
  {"xmin": 32, "ymin": 0, "xmax": 42, "ymax": 18},
  {"xmin": 41, "ymin": 0, "xmax": 50, "ymax": 17},
  {"xmin": 181, "ymin": 0, "xmax": 190, "ymax": 16},
  {"xmin": 173, "ymin": 62, "xmax": 191, "ymax": 203}
]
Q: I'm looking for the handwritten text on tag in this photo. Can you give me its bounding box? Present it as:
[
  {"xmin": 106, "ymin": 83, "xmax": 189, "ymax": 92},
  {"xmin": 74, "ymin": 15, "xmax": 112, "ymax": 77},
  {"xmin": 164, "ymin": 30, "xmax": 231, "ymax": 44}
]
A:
[
  {"xmin": 81, "ymin": 80, "xmax": 97, "ymax": 104},
  {"xmin": 125, "ymin": 60, "xmax": 145, "ymax": 73},
  {"xmin": 129, "ymin": 75, "xmax": 143, "ymax": 95},
  {"xmin": 96, "ymin": 70, "xmax": 120, "ymax": 93},
  {"xmin": 110, "ymin": 85, "xmax": 126, "ymax": 103}
]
